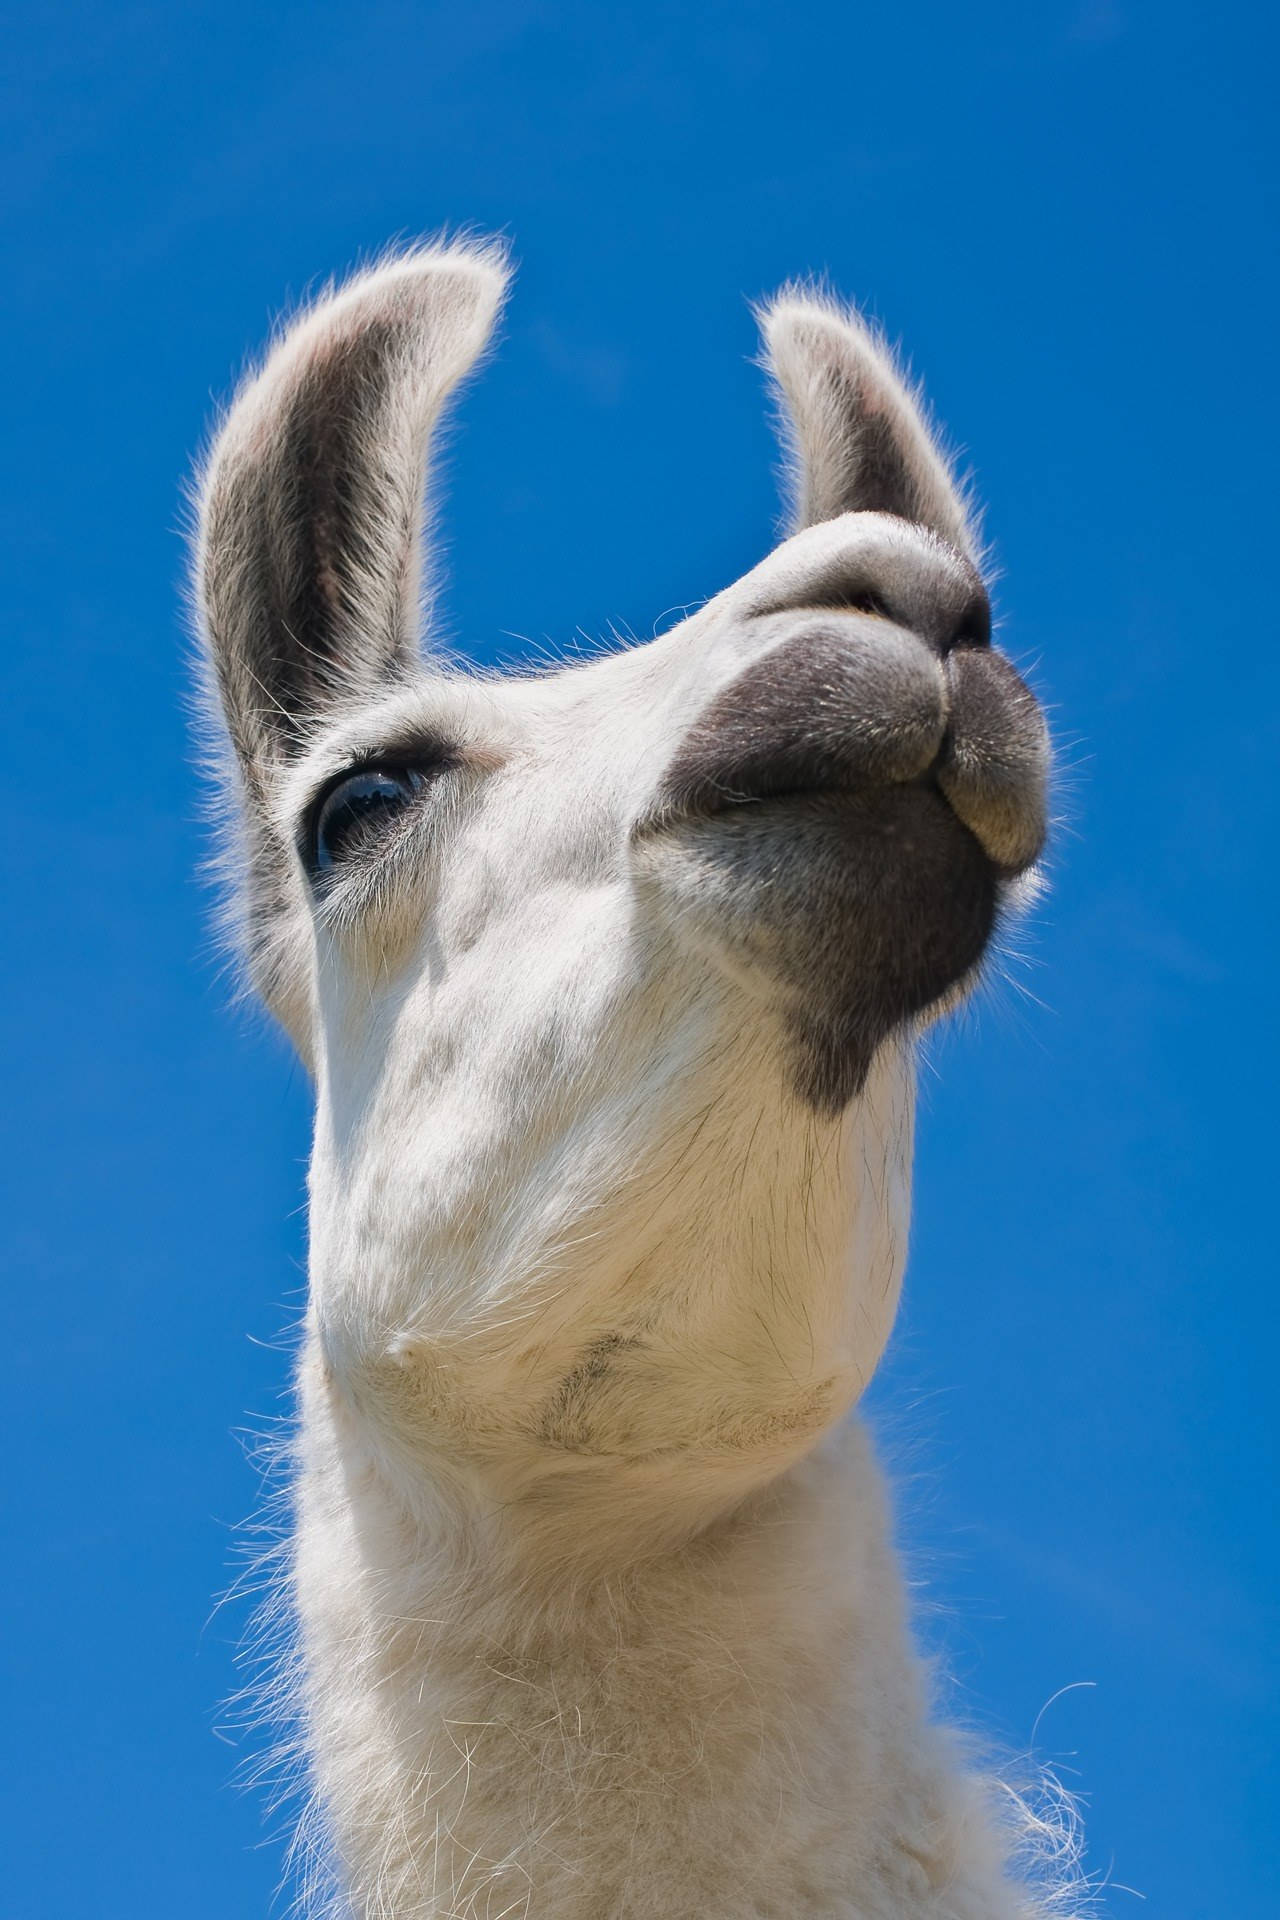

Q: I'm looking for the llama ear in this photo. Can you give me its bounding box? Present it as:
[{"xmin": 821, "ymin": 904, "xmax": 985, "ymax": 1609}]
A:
[
  {"xmin": 192, "ymin": 242, "xmax": 508, "ymax": 1042},
  {"xmin": 196, "ymin": 242, "xmax": 510, "ymax": 776},
  {"xmin": 757, "ymin": 290, "xmax": 976, "ymax": 556}
]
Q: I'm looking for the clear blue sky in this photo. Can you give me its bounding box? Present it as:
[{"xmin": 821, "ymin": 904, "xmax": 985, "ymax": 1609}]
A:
[{"xmin": 2, "ymin": 2, "xmax": 1275, "ymax": 1913}]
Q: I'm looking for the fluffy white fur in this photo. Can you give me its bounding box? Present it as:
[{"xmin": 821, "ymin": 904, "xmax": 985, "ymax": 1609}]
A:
[{"xmin": 194, "ymin": 240, "xmax": 1077, "ymax": 1917}]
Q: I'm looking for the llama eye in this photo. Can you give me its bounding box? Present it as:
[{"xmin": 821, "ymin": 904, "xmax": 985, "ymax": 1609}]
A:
[{"xmin": 308, "ymin": 766, "xmax": 424, "ymax": 874}]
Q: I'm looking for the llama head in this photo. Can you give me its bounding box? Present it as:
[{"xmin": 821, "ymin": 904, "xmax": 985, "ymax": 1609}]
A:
[{"xmin": 196, "ymin": 243, "xmax": 1046, "ymax": 1556}]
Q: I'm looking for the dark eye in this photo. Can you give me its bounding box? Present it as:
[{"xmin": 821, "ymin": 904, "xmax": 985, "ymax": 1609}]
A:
[{"xmin": 308, "ymin": 765, "xmax": 424, "ymax": 875}]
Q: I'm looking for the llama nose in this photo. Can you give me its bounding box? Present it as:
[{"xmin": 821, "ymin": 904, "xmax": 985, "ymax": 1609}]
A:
[
  {"xmin": 732, "ymin": 515, "xmax": 992, "ymax": 658},
  {"xmin": 765, "ymin": 580, "xmax": 990, "ymax": 659},
  {"xmin": 856, "ymin": 577, "xmax": 991, "ymax": 658}
]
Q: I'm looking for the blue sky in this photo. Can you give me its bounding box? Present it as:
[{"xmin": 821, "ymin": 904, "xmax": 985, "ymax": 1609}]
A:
[{"xmin": 1, "ymin": 1, "xmax": 1275, "ymax": 1913}]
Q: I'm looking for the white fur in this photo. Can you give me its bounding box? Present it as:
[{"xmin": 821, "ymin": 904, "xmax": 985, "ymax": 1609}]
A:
[{"xmin": 194, "ymin": 240, "xmax": 1079, "ymax": 1917}]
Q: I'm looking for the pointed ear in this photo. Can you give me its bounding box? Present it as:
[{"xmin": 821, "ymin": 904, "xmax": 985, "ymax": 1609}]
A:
[
  {"xmin": 195, "ymin": 241, "xmax": 510, "ymax": 778},
  {"xmin": 757, "ymin": 289, "xmax": 976, "ymax": 557},
  {"xmin": 191, "ymin": 241, "xmax": 509, "ymax": 1040}
]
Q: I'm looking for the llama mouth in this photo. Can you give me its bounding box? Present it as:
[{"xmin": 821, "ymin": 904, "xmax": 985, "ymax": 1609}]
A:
[
  {"xmin": 644, "ymin": 624, "xmax": 1048, "ymax": 880},
  {"xmin": 644, "ymin": 761, "xmax": 950, "ymax": 829},
  {"xmin": 636, "ymin": 772, "xmax": 989, "ymax": 899}
]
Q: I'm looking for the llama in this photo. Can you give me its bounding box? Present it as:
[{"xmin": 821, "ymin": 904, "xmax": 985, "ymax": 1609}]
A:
[{"xmin": 195, "ymin": 238, "xmax": 1062, "ymax": 1919}]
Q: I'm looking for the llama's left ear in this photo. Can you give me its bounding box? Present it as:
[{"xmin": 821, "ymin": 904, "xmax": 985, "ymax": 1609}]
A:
[
  {"xmin": 757, "ymin": 290, "xmax": 977, "ymax": 558},
  {"xmin": 193, "ymin": 241, "xmax": 509, "ymax": 1039},
  {"xmin": 196, "ymin": 241, "xmax": 510, "ymax": 779}
]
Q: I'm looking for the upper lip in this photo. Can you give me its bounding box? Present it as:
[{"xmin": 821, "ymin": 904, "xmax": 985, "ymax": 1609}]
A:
[{"xmin": 636, "ymin": 615, "xmax": 1047, "ymax": 876}]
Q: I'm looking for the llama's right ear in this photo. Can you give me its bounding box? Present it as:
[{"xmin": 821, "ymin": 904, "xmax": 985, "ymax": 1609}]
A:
[
  {"xmin": 193, "ymin": 242, "xmax": 508, "ymax": 1038},
  {"xmin": 196, "ymin": 242, "xmax": 509, "ymax": 775},
  {"xmin": 757, "ymin": 289, "xmax": 976, "ymax": 558}
]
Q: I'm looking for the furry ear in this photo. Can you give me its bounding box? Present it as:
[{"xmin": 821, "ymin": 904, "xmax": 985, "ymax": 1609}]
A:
[
  {"xmin": 192, "ymin": 241, "xmax": 509, "ymax": 1040},
  {"xmin": 196, "ymin": 241, "xmax": 510, "ymax": 780},
  {"xmin": 757, "ymin": 290, "xmax": 976, "ymax": 557}
]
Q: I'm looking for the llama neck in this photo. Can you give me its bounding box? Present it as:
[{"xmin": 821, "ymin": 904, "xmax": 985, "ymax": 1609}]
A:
[{"xmin": 291, "ymin": 1346, "xmax": 1031, "ymax": 1920}]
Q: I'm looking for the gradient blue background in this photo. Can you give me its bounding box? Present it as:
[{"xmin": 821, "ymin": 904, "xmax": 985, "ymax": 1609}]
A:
[{"xmin": 2, "ymin": 2, "xmax": 1275, "ymax": 1913}]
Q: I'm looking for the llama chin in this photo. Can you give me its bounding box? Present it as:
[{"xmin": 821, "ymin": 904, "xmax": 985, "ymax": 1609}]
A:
[{"xmin": 194, "ymin": 238, "xmax": 1075, "ymax": 1919}]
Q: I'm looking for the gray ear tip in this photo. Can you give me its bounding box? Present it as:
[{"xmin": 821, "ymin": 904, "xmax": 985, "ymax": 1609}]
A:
[
  {"xmin": 756, "ymin": 285, "xmax": 883, "ymax": 377},
  {"xmin": 197, "ymin": 236, "xmax": 514, "ymax": 474},
  {"xmin": 754, "ymin": 280, "xmax": 979, "ymax": 558},
  {"xmin": 379, "ymin": 232, "xmax": 513, "ymax": 299},
  {"xmin": 309, "ymin": 235, "xmax": 514, "ymax": 346}
]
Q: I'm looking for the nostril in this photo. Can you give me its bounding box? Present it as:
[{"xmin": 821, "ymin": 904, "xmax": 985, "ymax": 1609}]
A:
[
  {"xmin": 855, "ymin": 592, "xmax": 892, "ymax": 621},
  {"xmin": 946, "ymin": 596, "xmax": 992, "ymax": 653},
  {"xmin": 818, "ymin": 588, "xmax": 893, "ymax": 622}
]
